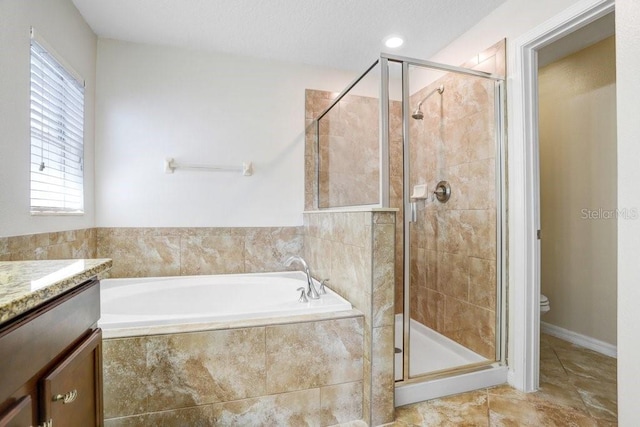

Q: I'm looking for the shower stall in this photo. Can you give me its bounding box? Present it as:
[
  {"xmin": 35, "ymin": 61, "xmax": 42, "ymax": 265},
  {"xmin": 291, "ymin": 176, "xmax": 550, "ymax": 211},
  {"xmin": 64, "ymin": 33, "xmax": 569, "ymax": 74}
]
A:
[{"xmin": 308, "ymin": 48, "xmax": 506, "ymax": 406}]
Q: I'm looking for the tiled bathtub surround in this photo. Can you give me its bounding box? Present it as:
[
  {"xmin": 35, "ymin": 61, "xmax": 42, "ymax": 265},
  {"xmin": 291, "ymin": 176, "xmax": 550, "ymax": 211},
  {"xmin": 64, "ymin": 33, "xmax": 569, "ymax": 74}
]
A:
[
  {"xmin": 0, "ymin": 228, "xmax": 96, "ymax": 261},
  {"xmin": 103, "ymin": 314, "xmax": 364, "ymax": 426},
  {"xmin": 96, "ymin": 227, "xmax": 303, "ymax": 278},
  {"xmin": 304, "ymin": 210, "xmax": 396, "ymax": 426}
]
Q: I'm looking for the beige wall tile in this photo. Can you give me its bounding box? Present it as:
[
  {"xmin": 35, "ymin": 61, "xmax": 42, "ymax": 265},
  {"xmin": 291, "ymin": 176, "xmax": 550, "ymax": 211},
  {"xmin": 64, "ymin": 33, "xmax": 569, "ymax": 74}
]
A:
[
  {"xmin": 98, "ymin": 231, "xmax": 181, "ymax": 278},
  {"xmin": 469, "ymin": 257, "xmax": 497, "ymax": 311},
  {"xmin": 373, "ymin": 223, "xmax": 395, "ymax": 327},
  {"xmin": 211, "ymin": 388, "xmax": 321, "ymax": 426},
  {"xmin": 104, "ymin": 405, "xmax": 214, "ymax": 427},
  {"xmin": 444, "ymin": 296, "xmax": 495, "ymax": 358},
  {"xmin": 103, "ymin": 337, "xmax": 149, "ymax": 419},
  {"xmin": 244, "ymin": 227, "xmax": 304, "ymax": 272},
  {"xmin": 266, "ymin": 317, "xmax": 363, "ymax": 394},
  {"xmin": 436, "ymin": 252, "xmax": 469, "ymax": 300},
  {"xmin": 144, "ymin": 327, "xmax": 266, "ymax": 412},
  {"xmin": 320, "ymin": 382, "xmax": 363, "ymax": 426},
  {"xmin": 371, "ymin": 325, "xmax": 395, "ymax": 426},
  {"xmin": 180, "ymin": 233, "xmax": 245, "ymax": 275},
  {"xmin": 103, "ymin": 327, "xmax": 267, "ymax": 417}
]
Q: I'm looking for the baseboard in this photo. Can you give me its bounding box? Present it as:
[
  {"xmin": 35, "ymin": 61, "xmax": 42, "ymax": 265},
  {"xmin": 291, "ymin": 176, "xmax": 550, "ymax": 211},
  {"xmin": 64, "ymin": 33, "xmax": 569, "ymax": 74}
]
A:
[{"xmin": 541, "ymin": 321, "xmax": 617, "ymax": 358}]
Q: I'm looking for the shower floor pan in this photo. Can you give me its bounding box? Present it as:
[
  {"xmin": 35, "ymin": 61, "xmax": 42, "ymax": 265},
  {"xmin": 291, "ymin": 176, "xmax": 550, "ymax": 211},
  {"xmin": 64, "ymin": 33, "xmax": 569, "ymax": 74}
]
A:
[{"xmin": 394, "ymin": 315, "xmax": 488, "ymax": 380}]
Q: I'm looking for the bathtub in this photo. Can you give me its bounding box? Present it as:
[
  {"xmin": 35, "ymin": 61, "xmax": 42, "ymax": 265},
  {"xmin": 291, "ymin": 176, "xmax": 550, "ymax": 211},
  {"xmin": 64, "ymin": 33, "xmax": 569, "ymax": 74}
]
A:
[
  {"xmin": 98, "ymin": 271, "xmax": 353, "ymax": 334},
  {"xmin": 100, "ymin": 271, "xmax": 363, "ymax": 424}
]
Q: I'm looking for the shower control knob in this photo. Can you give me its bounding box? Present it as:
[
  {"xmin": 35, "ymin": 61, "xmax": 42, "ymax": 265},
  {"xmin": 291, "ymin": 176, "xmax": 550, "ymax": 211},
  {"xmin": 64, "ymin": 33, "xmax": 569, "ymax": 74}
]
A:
[{"xmin": 434, "ymin": 181, "xmax": 451, "ymax": 203}]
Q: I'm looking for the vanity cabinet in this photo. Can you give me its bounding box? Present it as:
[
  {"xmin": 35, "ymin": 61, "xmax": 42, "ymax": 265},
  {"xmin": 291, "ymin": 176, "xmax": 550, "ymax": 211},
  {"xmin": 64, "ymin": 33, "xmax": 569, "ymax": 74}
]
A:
[{"xmin": 0, "ymin": 279, "xmax": 102, "ymax": 427}]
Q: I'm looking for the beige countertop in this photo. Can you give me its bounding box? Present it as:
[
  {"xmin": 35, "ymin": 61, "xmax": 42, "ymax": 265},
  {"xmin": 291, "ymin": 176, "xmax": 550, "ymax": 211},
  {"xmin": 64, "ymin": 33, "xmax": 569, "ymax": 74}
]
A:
[{"xmin": 0, "ymin": 259, "xmax": 112, "ymax": 325}]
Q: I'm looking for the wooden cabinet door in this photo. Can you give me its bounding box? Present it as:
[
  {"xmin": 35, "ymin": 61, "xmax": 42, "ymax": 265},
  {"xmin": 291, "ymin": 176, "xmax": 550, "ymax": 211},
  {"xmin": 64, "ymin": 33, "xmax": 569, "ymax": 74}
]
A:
[
  {"xmin": 39, "ymin": 329, "xmax": 103, "ymax": 427},
  {"xmin": 0, "ymin": 396, "xmax": 33, "ymax": 427}
]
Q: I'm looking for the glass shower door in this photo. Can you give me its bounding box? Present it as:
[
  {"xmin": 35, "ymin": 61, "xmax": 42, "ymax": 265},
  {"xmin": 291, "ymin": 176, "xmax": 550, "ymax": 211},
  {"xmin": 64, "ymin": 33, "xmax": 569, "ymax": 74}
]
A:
[{"xmin": 400, "ymin": 61, "xmax": 504, "ymax": 380}]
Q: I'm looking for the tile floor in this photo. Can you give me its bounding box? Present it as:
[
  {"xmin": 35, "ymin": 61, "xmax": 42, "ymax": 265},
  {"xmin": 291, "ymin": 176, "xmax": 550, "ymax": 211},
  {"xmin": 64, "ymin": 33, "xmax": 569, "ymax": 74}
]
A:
[{"xmin": 388, "ymin": 334, "xmax": 617, "ymax": 426}]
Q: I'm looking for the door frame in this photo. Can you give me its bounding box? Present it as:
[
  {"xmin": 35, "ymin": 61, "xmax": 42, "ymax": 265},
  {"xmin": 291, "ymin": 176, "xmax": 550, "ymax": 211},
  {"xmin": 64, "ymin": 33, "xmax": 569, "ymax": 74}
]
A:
[{"xmin": 506, "ymin": 0, "xmax": 615, "ymax": 392}]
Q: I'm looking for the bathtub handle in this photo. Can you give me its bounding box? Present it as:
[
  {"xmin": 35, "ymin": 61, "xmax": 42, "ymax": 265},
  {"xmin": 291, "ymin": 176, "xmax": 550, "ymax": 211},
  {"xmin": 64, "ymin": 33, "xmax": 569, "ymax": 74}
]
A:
[
  {"xmin": 297, "ymin": 287, "xmax": 309, "ymax": 303},
  {"xmin": 318, "ymin": 279, "xmax": 329, "ymax": 295}
]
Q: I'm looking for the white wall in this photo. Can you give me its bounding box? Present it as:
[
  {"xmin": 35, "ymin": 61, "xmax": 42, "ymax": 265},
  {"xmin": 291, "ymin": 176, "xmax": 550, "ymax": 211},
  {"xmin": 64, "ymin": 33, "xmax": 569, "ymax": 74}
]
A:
[
  {"xmin": 95, "ymin": 40, "xmax": 359, "ymax": 227},
  {"xmin": 429, "ymin": 0, "xmax": 585, "ymax": 66},
  {"xmin": 615, "ymin": 0, "xmax": 640, "ymax": 423},
  {"xmin": 0, "ymin": 0, "xmax": 97, "ymax": 238}
]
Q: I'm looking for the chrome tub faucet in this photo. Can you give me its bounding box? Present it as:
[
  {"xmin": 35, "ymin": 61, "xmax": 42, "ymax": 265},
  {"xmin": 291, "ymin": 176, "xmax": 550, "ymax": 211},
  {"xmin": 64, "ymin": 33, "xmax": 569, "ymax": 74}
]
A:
[{"xmin": 284, "ymin": 256, "xmax": 320, "ymax": 299}]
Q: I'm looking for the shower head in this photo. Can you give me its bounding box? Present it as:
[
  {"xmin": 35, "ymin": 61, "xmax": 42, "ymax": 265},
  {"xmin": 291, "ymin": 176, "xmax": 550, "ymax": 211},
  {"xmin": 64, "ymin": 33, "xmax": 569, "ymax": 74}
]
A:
[{"xmin": 411, "ymin": 85, "xmax": 444, "ymax": 120}]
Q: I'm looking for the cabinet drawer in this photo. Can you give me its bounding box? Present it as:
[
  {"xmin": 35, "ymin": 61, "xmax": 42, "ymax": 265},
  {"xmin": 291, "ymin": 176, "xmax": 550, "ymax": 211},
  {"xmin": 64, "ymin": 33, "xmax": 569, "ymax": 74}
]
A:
[
  {"xmin": 40, "ymin": 329, "xmax": 102, "ymax": 427},
  {"xmin": 0, "ymin": 280, "xmax": 100, "ymax": 404},
  {"xmin": 0, "ymin": 396, "xmax": 32, "ymax": 427}
]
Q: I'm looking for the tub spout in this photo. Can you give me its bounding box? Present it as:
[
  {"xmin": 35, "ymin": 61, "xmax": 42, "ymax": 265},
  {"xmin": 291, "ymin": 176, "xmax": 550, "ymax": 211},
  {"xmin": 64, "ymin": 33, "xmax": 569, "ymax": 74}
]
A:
[{"xmin": 284, "ymin": 256, "xmax": 320, "ymax": 299}]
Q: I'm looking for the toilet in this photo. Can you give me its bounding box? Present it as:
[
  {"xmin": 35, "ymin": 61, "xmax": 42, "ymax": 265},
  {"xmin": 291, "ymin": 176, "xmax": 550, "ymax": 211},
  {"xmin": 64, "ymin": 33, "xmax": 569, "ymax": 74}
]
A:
[{"xmin": 540, "ymin": 294, "xmax": 551, "ymax": 314}]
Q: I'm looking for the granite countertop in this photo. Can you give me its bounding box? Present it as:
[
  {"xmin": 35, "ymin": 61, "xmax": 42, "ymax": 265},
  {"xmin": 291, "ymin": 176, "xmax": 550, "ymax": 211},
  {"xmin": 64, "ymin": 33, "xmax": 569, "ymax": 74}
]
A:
[{"xmin": 0, "ymin": 259, "xmax": 112, "ymax": 325}]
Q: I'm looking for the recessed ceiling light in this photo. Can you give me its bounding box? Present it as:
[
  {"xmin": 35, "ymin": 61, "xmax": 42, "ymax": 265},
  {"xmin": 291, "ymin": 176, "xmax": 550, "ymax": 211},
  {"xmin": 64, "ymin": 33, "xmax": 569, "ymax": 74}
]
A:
[{"xmin": 384, "ymin": 35, "xmax": 404, "ymax": 49}]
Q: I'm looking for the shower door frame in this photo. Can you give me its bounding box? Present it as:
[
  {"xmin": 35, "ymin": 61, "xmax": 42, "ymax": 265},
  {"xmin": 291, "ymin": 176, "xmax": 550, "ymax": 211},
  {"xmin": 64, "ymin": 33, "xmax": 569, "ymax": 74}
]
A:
[{"xmin": 379, "ymin": 53, "xmax": 507, "ymax": 386}]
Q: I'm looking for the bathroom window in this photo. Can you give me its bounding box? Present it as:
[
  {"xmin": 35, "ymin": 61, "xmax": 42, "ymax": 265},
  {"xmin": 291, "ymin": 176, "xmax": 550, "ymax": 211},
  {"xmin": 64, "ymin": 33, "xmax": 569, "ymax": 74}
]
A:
[{"xmin": 29, "ymin": 29, "xmax": 85, "ymax": 214}]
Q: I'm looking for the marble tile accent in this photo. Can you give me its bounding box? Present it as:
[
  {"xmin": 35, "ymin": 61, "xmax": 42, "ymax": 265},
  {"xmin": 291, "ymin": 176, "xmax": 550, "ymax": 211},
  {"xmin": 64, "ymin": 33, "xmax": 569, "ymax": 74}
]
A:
[
  {"xmin": 97, "ymin": 226, "xmax": 303, "ymax": 278},
  {"xmin": 266, "ymin": 317, "xmax": 363, "ymax": 393}
]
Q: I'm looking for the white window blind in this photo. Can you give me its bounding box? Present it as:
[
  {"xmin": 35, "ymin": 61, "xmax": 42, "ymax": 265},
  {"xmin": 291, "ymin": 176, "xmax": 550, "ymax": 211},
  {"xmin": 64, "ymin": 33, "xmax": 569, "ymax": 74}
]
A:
[{"xmin": 30, "ymin": 32, "xmax": 85, "ymax": 214}]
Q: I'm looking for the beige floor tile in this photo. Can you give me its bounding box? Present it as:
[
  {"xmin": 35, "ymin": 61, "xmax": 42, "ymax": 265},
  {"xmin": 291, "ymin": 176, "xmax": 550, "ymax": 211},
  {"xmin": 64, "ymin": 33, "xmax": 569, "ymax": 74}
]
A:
[
  {"xmin": 395, "ymin": 390, "xmax": 489, "ymax": 426},
  {"xmin": 488, "ymin": 395, "xmax": 598, "ymax": 427},
  {"xmin": 393, "ymin": 334, "xmax": 617, "ymax": 426}
]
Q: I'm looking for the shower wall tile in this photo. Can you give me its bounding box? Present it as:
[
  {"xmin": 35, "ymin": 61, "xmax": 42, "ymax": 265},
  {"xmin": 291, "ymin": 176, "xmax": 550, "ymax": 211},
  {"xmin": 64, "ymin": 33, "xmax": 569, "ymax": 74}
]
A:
[
  {"xmin": 469, "ymin": 257, "xmax": 497, "ymax": 311},
  {"xmin": 306, "ymin": 90, "xmax": 383, "ymax": 208},
  {"xmin": 0, "ymin": 228, "xmax": 96, "ymax": 262},
  {"xmin": 265, "ymin": 316, "xmax": 363, "ymax": 394},
  {"xmin": 444, "ymin": 296, "xmax": 495, "ymax": 358},
  {"xmin": 425, "ymin": 289, "xmax": 446, "ymax": 332},
  {"xmin": 97, "ymin": 226, "xmax": 303, "ymax": 278},
  {"xmin": 436, "ymin": 252, "xmax": 469, "ymax": 300}
]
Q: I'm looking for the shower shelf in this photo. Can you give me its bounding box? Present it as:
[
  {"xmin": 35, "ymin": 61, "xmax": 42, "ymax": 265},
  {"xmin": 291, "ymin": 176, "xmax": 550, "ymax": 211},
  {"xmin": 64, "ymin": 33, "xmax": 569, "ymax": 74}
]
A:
[{"xmin": 164, "ymin": 158, "xmax": 253, "ymax": 176}]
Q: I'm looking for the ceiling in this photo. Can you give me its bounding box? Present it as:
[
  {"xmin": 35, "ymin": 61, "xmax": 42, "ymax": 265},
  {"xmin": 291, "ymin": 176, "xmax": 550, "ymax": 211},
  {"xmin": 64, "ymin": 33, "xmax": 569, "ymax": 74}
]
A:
[{"xmin": 71, "ymin": 0, "xmax": 506, "ymax": 71}]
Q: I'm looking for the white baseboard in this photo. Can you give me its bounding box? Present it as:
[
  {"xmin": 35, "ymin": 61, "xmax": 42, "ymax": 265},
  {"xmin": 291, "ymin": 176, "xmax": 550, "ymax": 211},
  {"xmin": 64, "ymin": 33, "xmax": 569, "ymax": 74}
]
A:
[{"xmin": 541, "ymin": 321, "xmax": 617, "ymax": 358}]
